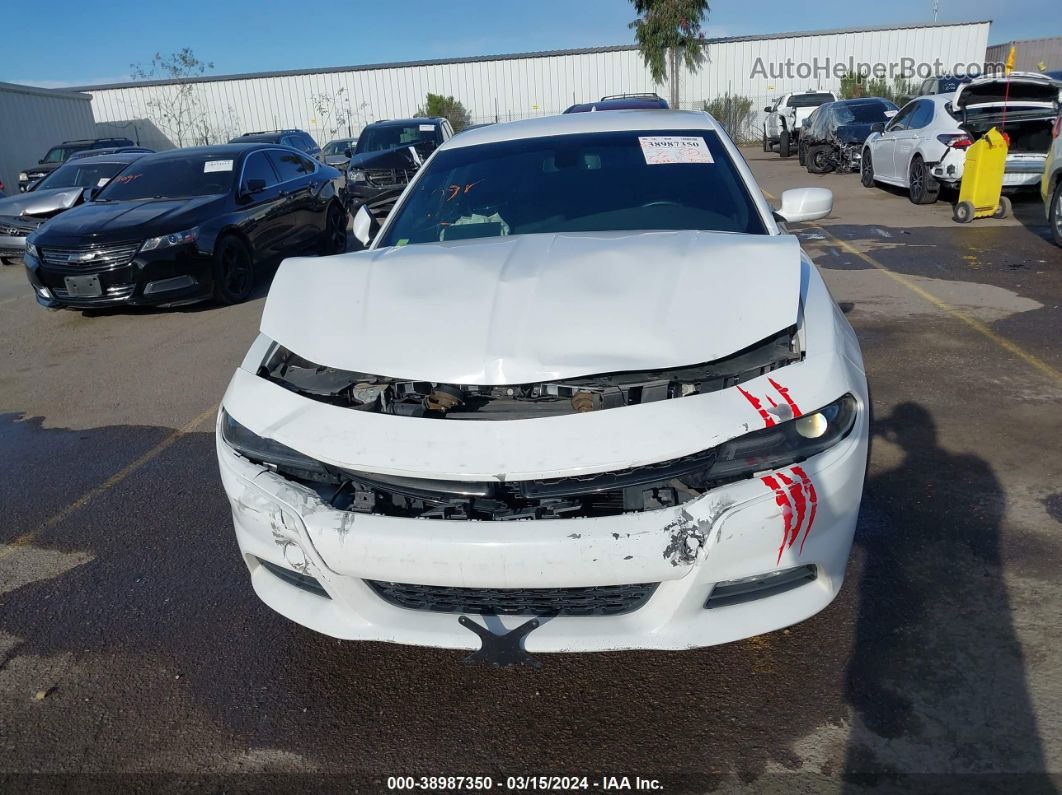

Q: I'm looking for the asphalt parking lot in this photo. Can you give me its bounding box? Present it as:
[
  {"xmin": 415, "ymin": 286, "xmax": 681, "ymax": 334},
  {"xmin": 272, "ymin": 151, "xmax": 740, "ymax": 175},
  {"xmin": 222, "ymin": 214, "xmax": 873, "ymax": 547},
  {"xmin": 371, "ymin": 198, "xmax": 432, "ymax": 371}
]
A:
[{"xmin": 2, "ymin": 147, "xmax": 1061, "ymax": 790}]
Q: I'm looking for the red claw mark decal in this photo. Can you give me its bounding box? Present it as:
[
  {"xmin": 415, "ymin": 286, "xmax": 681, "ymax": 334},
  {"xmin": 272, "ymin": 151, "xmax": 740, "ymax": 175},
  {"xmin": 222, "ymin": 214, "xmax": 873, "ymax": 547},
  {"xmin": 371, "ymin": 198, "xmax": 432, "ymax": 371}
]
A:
[
  {"xmin": 738, "ymin": 379, "xmax": 802, "ymax": 427},
  {"xmin": 762, "ymin": 467, "xmax": 819, "ymax": 563},
  {"xmin": 736, "ymin": 385, "xmax": 776, "ymax": 426}
]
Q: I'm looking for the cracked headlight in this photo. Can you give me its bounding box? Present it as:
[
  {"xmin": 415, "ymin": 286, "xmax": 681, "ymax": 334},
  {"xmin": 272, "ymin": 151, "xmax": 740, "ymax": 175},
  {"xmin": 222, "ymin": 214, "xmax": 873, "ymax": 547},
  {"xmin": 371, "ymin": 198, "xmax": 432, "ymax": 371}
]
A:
[
  {"xmin": 707, "ymin": 394, "xmax": 857, "ymax": 479},
  {"xmin": 348, "ymin": 168, "xmax": 367, "ymax": 183},
  {"xmin": 220, "ymin": 409, "xmax": 330, "ymax": 477}
]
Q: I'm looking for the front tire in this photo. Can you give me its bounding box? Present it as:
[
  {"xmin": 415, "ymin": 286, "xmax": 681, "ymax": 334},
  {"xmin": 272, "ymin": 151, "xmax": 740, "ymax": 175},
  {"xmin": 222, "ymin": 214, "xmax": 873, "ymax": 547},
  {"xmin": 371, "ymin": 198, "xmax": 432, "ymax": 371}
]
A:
[
  {"xmin": 779, "ymin": 130, "xmax": 791, "ymax": 158},
  {"xmin": 762, "ymin": 131, "xmax": 769, "ymax": 152},
  {"xmin": 807, "ymin": 145, "xmax": 834, "ymax": 174},
  {"xmin": 860, "ymin": 150, "xmax": 876, "ymax": 188},
  {"xmin": 798, "ymin": 141, "xmax": 807, "ymax": 166},
  {"xmin": 908, "ymin": 156, "xmax": 940, "ymax": 205},
  {"xmin": 212, "ymin": 235, "xmax": 255, "ymax": 305}
]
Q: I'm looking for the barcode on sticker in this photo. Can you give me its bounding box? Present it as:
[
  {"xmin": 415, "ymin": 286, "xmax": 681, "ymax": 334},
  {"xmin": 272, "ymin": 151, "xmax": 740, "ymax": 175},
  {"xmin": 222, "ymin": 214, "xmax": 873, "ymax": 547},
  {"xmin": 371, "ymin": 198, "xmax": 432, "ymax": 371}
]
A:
[{"xmin": 638, "ymin": 136, "xmax": 713, "ymax": 165}]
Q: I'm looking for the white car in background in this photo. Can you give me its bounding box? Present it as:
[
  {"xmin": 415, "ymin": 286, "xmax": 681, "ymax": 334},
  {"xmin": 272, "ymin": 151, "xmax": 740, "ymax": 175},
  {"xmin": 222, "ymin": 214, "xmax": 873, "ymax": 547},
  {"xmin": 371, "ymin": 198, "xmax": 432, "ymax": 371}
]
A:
[
  {"xmin": 216, "ymin": 110, "xmax": 869, "ymax": 659},
  {"xmin": 763, "ymin": 90, "xmax": 836, "ymax": 157},
  {"xmin": 1044, "ymin": 112, "xmax": 1062, "ymax": 247},
  {"xmin": 860, "ymin": 93, "xmax": 966, "ymax": 203}
]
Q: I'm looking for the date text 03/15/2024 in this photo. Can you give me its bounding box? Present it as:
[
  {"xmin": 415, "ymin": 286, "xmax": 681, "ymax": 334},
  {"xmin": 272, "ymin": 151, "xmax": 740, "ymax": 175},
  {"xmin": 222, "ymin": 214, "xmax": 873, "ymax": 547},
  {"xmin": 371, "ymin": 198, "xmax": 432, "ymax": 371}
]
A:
[{"xmin": 385, "ymin": 775, "xmax": 664, "ymax": 790}]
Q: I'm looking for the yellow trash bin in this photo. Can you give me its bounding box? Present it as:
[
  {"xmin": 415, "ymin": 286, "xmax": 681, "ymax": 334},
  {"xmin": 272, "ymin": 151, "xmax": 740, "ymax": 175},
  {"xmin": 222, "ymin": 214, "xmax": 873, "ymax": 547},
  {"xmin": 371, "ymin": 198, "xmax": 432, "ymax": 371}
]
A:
[{"xmin": 954, "ymin": 127, "xmax": 1011, "ymax": 223}]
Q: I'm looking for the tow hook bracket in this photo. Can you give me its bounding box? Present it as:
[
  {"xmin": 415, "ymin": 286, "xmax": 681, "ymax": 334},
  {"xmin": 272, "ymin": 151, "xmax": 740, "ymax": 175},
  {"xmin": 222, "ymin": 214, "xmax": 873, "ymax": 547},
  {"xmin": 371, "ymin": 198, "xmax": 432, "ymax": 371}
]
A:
[{"xmin": 458, "ymin": 616, "xmax": 542, "ymax": 669}]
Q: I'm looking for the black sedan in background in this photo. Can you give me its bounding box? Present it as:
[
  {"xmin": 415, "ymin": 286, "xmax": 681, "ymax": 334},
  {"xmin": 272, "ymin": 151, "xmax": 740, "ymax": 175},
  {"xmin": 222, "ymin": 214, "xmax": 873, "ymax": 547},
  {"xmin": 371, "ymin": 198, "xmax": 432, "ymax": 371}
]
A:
[
  {"xmin": 801, "ymin": 97, "xmax": 899, "ymax": 174},
  {"xmin": 24, "ymin": 144, "xmax": 347, "ymax": 309}
]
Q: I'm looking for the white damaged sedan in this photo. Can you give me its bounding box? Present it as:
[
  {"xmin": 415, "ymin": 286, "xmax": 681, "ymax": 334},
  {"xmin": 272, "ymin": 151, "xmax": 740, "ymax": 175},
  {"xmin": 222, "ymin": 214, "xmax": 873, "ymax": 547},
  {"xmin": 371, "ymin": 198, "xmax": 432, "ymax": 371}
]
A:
[{"xmin": 216, "ymin": 110, "xmax": 869, "ymax": 655}]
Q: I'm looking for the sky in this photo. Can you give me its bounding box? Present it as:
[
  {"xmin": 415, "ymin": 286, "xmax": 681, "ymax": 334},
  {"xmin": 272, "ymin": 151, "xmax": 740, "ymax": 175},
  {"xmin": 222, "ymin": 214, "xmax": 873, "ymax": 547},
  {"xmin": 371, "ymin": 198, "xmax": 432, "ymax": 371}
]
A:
[{"xmin": 4, "ymin": 0, "xmax": 1057, "ymax": 88}]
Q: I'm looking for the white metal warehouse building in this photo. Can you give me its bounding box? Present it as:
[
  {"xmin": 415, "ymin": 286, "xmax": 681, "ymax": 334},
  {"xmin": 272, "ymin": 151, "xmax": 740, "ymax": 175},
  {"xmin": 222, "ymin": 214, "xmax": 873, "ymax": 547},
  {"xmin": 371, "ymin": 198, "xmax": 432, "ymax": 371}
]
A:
[{"xmin": 70, "ymin": 20, "xmax": 991, "ymax": 150}]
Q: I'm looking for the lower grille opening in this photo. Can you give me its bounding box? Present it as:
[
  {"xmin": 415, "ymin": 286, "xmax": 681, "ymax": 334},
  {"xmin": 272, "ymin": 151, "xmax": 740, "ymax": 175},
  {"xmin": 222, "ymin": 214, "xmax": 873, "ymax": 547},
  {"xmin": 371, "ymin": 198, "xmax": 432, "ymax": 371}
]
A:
[
  {"xmin": 705, "ymin": 564, "xmax": 816, "ymax": 609},
  {"xmin": 368, "ymin": 580, "xmax": 657, "ymax": 617},
  {"xmin": 257, "ymin": 557, "xmax": 330, "ymax": 599}
]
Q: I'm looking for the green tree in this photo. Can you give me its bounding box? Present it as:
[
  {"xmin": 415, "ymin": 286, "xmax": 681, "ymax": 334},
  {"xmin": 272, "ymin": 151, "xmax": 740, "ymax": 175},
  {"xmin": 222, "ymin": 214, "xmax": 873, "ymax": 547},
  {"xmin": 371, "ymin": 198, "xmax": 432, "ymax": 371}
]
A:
[
  {"xmin": 703, "ymin": 94, "xmax": 754, "ymax": 143},
  {"xmin": 415, "ymin": 93, "xmax": 472, "ymax": 132},
  {"xmin": 629, "ymin": 0, "xmax": 710, "ymax": 88},
  {"xmin": 130, "ymin": 48, "xmax": 215, "ymax": 147}
]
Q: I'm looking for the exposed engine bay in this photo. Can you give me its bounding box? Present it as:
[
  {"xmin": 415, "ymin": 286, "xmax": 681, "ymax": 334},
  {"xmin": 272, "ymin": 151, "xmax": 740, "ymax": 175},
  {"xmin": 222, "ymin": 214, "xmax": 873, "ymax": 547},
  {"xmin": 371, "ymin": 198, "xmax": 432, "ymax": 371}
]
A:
[{"xmin": 257, "ymin": 327, "xmax": 802, "ymax": 420}]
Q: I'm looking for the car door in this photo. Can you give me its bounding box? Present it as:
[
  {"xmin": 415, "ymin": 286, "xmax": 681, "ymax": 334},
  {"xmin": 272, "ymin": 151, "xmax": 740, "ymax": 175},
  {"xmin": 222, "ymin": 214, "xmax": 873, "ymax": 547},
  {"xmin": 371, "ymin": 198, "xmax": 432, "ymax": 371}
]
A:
[
  {"xmin": 765, "ymin": 98, "xmax": 781, "ymax": 139},
  {"xmin": 267, "ymin": 148, "xmax": 321, "ymax": 250},
  {"xmin": 237, "ymin": 150, "xmax": 291, "ymax": 258},
  {"xmin": 893, "ymin": 100, "xmax": 933, "ymax": 183},
  {"xmin": 873, "ymin": 102, "xmax": 915, "ymax": 181}
]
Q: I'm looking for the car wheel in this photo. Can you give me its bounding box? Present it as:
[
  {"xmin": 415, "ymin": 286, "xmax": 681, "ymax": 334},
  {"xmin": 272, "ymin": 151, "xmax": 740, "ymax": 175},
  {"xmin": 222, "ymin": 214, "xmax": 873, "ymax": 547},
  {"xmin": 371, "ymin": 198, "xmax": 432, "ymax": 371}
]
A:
[
  {"xmin": 953, "ymin": 200, "xmax": 976, "ymax": 224},
  {"xmin": 317, "ymin": 202, "xmax": 348, "ymax": 256},
  {"xmin": 807, "ymin": 145, "xmax": 834, "ymax": 174},
  {"xmin": 798, "ymin": 142, "xmax": 806, "ymax": 166},
  {"xmin": 212, "ymin": 235, "xmax": 255, "ymax": 305},
  {"xmin": 0, "ymin": 257, "xmax": 17, "ymax": 266},
  {"xmin": 992, "ymin": 195, "xmax": 1012, "ymax": 219},
  {"xmin": 1051, "ymin": 181, "xmax": 1062, "ymax": 247},
  {"xmin": 908, "ymin": 156, "xmax": 940, "ymax": 205},
  {"xmin": 762, "ymin": 131, "xmax": 769, "ymax": 152},
  {"xmin": 779, "ymin": 130, "xmax": 791, "ymax": 158},
  {"xmin": 860, "ymin": 150, "xmax": 876, "ymax": 188}
]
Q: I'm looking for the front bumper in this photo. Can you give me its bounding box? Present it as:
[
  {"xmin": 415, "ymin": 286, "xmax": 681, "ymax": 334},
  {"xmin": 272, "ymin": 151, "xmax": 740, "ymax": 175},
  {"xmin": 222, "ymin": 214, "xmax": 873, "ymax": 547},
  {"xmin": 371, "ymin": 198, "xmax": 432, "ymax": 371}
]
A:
[
  {"xmin": 217, "ymin": 358, "xmax": 869, "ymax": 653},
  {"xmin": 24, "ymin": 243, "xmax": 215, "ymax": 309},
  {"xmin": 0, "ymin": 217, "xmax": 40, "ymax": 261}
]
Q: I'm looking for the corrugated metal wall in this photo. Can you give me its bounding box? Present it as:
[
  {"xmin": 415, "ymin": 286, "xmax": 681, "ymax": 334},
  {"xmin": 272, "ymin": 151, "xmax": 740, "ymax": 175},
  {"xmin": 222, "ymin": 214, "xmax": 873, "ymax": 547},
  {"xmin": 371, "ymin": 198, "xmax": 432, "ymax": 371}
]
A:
[
  {"xmin": 79, "ymin": 21, "xmax": 989, "ymax": 149},
  {"xmin": 987, "ymin": 37, "xmax": 1062, "ymax": 72},
  {"xmin": 0, "ymin": 82, "xmax": 96, "ymax": 197}
]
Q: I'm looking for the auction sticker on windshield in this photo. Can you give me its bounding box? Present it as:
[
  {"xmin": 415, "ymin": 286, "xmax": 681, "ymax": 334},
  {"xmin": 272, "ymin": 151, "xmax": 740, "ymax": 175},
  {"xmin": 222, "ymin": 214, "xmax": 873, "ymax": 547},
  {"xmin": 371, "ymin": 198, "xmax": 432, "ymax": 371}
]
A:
[
  {"xmin": 639, "ymin": 136, "xmax": 713, "ymax": 165},
  {"xmin": 204, "ymin": 159, "xmax": 234, "ymax": 172}
]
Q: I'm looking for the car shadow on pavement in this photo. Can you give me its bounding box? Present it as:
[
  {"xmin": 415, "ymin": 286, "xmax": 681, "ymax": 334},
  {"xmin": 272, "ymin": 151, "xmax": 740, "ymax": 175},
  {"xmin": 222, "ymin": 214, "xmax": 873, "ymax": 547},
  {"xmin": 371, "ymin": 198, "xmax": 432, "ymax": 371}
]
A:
[{"xmin": 843, "ymin": 402, "xmax": 1051, "ymax": 789}]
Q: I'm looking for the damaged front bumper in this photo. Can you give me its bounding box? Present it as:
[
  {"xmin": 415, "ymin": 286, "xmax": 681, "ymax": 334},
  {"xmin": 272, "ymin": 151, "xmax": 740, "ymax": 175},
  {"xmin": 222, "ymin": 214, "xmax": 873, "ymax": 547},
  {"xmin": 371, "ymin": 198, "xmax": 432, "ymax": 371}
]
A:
[{"xmin": 217, "ymin": 358, "xmax": 869, "ymax": 653}]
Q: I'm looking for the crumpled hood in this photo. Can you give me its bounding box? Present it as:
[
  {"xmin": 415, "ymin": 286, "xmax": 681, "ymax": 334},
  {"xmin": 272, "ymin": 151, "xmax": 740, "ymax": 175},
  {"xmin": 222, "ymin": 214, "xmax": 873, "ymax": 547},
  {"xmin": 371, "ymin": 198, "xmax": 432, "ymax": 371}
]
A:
[
  {"xmin": 33, "ymin": 195, "xmax": 222, "ymax": 244},
  {"xmin": 0, "ymin": 187, "xmax": 84, "ymax": 217},
  {"xmin": 348, "ymin": 144, "xmax": 422, "ymax": 171},
  {"xmin": 261, "ymin": 231, "xmax": 802, "ymax": 385}
]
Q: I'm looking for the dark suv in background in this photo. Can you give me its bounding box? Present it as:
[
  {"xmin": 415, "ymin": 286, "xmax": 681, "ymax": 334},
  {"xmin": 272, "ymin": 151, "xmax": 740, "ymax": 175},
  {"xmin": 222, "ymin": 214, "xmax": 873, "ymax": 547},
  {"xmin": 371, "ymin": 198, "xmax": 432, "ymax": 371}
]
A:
[
  {"xmin": 18, "ymin": 137, "xmax": 136, "ymax": 191},
  {"xmin": 343, "ymin": 117, "xmax": 453, "ymax": 220},
  {"xmin": 230, "ymin": 129, "xmax": 321, "ymax": 160}
]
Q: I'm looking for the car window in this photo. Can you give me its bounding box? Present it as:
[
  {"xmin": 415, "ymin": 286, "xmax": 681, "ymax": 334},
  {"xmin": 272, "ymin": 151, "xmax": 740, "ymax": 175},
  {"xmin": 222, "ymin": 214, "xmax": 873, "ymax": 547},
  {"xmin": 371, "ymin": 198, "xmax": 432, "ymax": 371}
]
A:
[
  {"xmin": 886, "ymin": 102, "xmax": 916, "ymax": 131},
  {"xmin": 241, "ymin": 151, "xmax": 280, "ymax": 190},
  {"xmin": 268, "ymin": 150, "xmax": 316, "ymax": 181},
  {"xmin": 356, "ymin": 124, "xmax": 440, "ymax": 154},
  {"xmin": 35, "ymin": 161, "xmax": 128, "ymax": 191},
  {"xmin": 95, "ymin": 154, "xmax": 235, "ymax": 200},
  {"xmin": 378, "ymin": 129, "xmax": 767, "ymax": 247},
  {"xmin": 908, "ymin": 101, "xmax": 935, "ymax": 130},
  {"xmin": 301, "ymin": 134, "xmax": 319, "ymax": 152},
  {"xmin": 787, "ymin": 93, "xmax": 834, "ymax": 108}
]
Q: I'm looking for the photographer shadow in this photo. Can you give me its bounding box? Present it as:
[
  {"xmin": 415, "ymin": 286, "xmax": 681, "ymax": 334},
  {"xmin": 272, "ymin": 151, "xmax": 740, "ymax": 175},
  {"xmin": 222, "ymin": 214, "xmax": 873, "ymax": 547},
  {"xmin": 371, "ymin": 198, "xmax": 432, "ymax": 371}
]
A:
[{"xmin": 843, "ymin": 402, "xmax": 1050, "ymax": 786}]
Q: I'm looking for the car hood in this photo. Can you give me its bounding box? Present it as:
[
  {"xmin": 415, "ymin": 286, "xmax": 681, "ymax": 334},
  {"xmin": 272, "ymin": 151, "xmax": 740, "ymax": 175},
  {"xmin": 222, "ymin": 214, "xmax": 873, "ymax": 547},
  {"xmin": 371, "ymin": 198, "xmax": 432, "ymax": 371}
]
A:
[
  {"xmin": 955, "ymin": 72, "xmax": 1061, "ymax": 110},
  {"xmin": 833, "ymin": 123, "xmax": 876, "ymax": 143},
  {"xmin": 0, "ymin": 187, "xmax": 84, "ymax": 217},
  {"xmin": 324, "ymin": 154, "xmax": 351, "ymax": 166},
  {"xmin": 348, "ymin": 145, "xmax": 423, "ymax": 171},
  {"xmin": 33, "ymin": 195, "xmax": 224, "ymax": 244},
  {"xmin": 260, "ymin": 231, "xmax": 803, "ymax": 385},
  {"xmin": 23, "ymin": 163, "xmax": 59, "ymax": 177}
]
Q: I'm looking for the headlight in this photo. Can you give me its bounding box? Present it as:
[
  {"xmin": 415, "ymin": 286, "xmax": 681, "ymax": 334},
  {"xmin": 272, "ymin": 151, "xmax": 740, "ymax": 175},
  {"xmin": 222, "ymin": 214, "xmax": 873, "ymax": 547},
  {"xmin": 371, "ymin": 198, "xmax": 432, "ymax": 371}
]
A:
[
  {"xmin": 141, "ymin": 227, "xmax": 199, "ymax": 252},
  {"xmin": 220, "ymin": 409, "xmax": 330, "ymax": 477},
  {"xmin": 706, "ymin": 394, "xmax": 858, "ymax": 479},
  {"xmin": 348, "ymin": 168, "xmax": 367, "ymax": 183},
  {"xmin": 18, "ymin": 172, "xmax": 28, "ymax": 181}
]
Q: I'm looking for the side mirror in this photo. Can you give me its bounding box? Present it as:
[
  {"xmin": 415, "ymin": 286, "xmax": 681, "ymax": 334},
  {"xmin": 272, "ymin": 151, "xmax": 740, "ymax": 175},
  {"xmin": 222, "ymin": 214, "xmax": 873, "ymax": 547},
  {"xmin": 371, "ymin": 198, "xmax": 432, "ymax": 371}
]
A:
[
  {"xmin": 763, "ymin": 106, "xmax": 772, "ymax": 113},
  {"xmin": 871, "ymin": 122, "xmax": 886, "ymax": 133},
  {"xmin": 352, "ymin": 204, "xmax": 380, "ymax": 247},
  {"xmin": 775, "ymin": 187, "xmax": 832, "ymax": 224},
  {"xmin": 344, "ymin": 147, "xmax": 352, "ymax": 158},
  {"xmin": 86, "ymin": 186, "xmax": 99, "ymax": 201}
]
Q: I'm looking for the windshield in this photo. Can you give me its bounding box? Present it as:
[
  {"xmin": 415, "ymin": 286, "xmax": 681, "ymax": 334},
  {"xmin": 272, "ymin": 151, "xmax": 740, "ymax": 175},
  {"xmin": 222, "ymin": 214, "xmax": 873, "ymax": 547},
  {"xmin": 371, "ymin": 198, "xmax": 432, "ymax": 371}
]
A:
[
  {"xmin": 356, "ymin": 124, "xmax": 438, "ymax": 154},
  {"xmin": 35, "ymin": 161, "xmax": 128, "ymax": 191},
  {"xmin": 42, "ymin": 145, "xmax": 90, "ymax": 164},
  {"xmin": 95, "ymin": 154, "xmax": 235, "ymax": 201},
  {"xmin": 788, "ymin": 93, "xmax": 833, "ymax": 108},
  {"xmin": 323, "ymin": 140, "xmax": 354, "ymax": 155},
  {"xmin": 378, "ymin": 130, "xmax": 766, "ymax": 247},
  {"xmin": 835, "ymin": 102, "xmax": 897, "ymax": 124}
]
